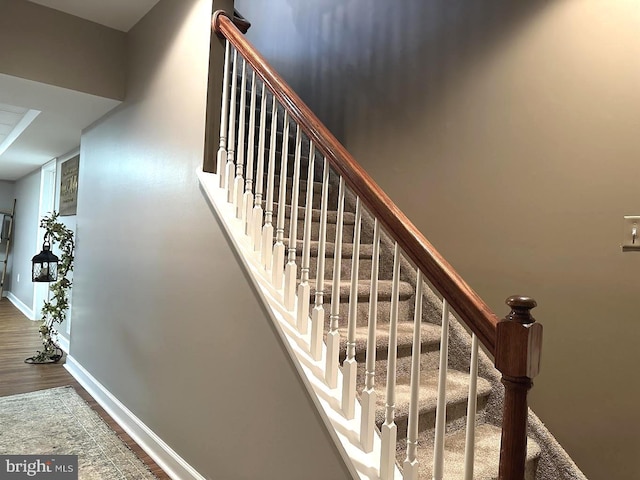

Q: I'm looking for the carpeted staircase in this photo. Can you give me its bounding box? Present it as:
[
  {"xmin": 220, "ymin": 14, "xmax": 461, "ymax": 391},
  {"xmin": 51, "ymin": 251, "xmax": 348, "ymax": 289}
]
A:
[{"xmin": 229, "ymin": 72, "xmax": 585, "ymax": 480}]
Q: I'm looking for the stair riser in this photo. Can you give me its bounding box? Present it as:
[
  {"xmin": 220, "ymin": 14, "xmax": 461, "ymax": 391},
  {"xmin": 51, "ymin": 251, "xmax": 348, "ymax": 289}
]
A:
[
  {"xmin": 370, "ymin": 369, "xmax": 490, "ymax": 440},
  {"xmin": 347, "ymin": 351, "xmax": 441, "ymax": 385},
  {"xmin": 283, "ymin": 218, "xmax": 357, "ymax": 246},
  {"xmin": 246, "ymin": 151, "xmax": 325, "ymax": 182},
  {"xmin": 245, "ymin": 181, "xmax": 334, "ymax": 216},
  {"xmin": 301, "ymin": 296, "xmax": 415, "ymax": 328},
  {"xmin": 306, "ymin": 256, "xmax": 374, "ymax": 281},
  {"xmin": 271, "ymin": 182, "xmax": 336, "ymax": 210},
  {"xmin": 235, "ymin": 129, "xmax": 299, "ymax": 159},
  {"xmin": 275, "ymin": 255, "xmax": 372, "ymax": 281},
  {"xmin": 243, "ymin": 192, "xmax": 324, "ymax": 211},
  {"xmin": 302, "ymin": 248, "xmax": 394, "ymax": 281},
  {"xmin": 394, "ymin": 395, "xmax": 489, "ymax": 441},
  {"xmin": 255, "ymin": 187, "xmax": 326, "ymax": 211},
  {"xmin": 354, "ymin": 358, "xmax": 490, "ymax": 439},
  {"xmin": 395, "ymin": 425, "xmax": 541, "ymax": 480}
]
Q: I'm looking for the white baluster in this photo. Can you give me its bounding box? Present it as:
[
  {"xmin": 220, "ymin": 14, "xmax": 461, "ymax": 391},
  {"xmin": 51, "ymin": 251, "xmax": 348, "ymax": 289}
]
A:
[
  {"xmin": 310, "ymin": 157, "xmax": 329, "ymax": 361},
  {"xmin": 261, "ymin": 95, "xmax": 278, "ymax": 270},
  {"xmin": 217, "ymin": 40, "xmax": 230, "ymax": 188},
  {"xmin": 296, "ymin": 143, "xmax": 316, "ymax": 334},
  {"xmin": 463, "ymin": 334, "xmax": 479, "ymax": 480},
  {"xmin": 380, "ymin": 242, "xmax": 401, "ymax": 480},
  {"xmin": 403, "ymin": 271, "xmax": 423, "ymax": 480},
  {"xmin": 326, "ymin": 176, "xmax": 345, "ymax": 388},
  {"xmin": 272, "ymin": 111, "xmax": 290, "ymax": 289},
  {"xmin": 433, "ymin": 299, "xmax": 450, "ymax": 480},
  {"xmin": 226, "ymin": 48, "xmax": 238, "ymax": 202},
  {"xmin": 234, "ymin": 58, "xmax": 247, "ymax": 217},
  {"xmin": 243, "ymin": 70, "xmax": 257, "ymax": 233},
  {"xmin": 360, "ymin": 218, "xmax": 381, "ymax": 453},
  {"xmin": 284, "ymin": 125, "xmax": 302, "ymax": 311},
  {"xmin": 342, "ymin": 196, "xmax": 361, "ymax": 420},
  {"xmin": 251, "ymin": 83, "xmax": 267, "ymax": 251}
]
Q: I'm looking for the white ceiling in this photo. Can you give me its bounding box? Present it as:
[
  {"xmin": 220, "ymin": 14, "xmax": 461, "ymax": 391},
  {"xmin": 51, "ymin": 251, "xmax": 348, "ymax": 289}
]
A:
[
  {"xmin": 0, "ymin": 74, "xmax": 120, "ymax": 181},
  {"xmin": 28, "ymin": 0, "xmax": 161, "ymax": 32},
  {"xmin": 0, "ymin": 103, "xmax": 31, "ymax": 152},
  {"xmin": 0, "ymin": 1, "xmax": 161, "ymax": 181}
]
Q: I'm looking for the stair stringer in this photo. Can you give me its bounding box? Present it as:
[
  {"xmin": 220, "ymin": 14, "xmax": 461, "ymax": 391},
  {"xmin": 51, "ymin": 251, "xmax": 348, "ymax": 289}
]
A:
[{"xmin": 198, "ymin": 170, "xmax": 403, "ymax": 480}]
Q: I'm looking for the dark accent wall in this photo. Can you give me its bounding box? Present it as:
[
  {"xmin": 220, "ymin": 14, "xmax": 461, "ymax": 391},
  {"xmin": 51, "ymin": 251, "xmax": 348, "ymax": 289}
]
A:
[{"xmin": 237, "ymin": 1, "xmax": 640, "ymax": 478}]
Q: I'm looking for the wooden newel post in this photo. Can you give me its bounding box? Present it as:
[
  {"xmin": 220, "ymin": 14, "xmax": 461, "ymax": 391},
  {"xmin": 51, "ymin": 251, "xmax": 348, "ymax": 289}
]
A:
[{"xmin": 495, "ymin": 295, "xmax": 543, "ymax": 480}]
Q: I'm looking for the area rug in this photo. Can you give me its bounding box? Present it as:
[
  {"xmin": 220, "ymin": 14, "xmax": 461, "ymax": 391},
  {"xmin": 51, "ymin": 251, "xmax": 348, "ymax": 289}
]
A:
[{"xmin": 0, "ymin": 386, "xmax": 157, "ymax": 479}]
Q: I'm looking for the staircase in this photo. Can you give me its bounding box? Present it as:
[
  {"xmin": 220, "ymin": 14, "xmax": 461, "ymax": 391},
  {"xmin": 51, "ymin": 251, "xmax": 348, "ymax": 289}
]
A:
[
  {"xmin": 269, "ymin": 116, "xmax": 542, "ymax": 479},
  {"xmin": 201, "ymin": 11, "xmax": 588, "ymax": 480}
]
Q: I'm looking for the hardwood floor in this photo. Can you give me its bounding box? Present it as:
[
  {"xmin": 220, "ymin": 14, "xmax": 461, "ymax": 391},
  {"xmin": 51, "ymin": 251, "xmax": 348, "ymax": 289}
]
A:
[{"xmin": 0, "ymin": 298, "xmax": 170, "ymax": 479}]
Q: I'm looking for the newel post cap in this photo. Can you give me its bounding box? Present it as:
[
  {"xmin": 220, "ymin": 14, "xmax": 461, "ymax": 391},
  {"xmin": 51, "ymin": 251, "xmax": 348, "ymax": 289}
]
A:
[
  {"xmin": 495, "ymin": 295, "xmax": 543, "ymax": 379},
  {"xmin": 505, "ymin": 295, "xmax": 537, "ymax": 324}
]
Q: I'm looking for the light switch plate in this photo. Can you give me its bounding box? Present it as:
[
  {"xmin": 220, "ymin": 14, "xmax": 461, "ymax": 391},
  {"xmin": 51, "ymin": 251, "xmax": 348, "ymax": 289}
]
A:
[{"xmin": 622, "ymin": 216, "xmax": 640, "ymax": 251}]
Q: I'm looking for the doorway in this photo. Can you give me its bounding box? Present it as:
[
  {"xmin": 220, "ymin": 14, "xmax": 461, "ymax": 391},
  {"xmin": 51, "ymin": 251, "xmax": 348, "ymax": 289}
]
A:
[{"xmin": 33, "ymin": 159, "xmax": 56, "ymax": 320}]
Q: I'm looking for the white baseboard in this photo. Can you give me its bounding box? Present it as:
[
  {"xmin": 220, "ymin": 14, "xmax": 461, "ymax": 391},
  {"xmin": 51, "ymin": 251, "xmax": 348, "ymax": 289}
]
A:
[
  {"xmin": 6, "ymin": 291, "xmax": 35, "ymax": 320},
  {"xmin": 55, "ymin": 333, "xmax": 70, "ymax": 354},
  {"xmin": 64, "ymin": 356, "xmax": 206, "ymax": 480}
]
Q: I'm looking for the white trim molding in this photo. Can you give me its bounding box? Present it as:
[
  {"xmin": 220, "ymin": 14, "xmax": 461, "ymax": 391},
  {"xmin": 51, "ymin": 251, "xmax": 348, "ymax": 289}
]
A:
[
  {"xmin": 198, "ymin": 170, "xmax": 391, "ymax": 480},
  {"xmin": 6, "ymin": 291, "xmax": 36, "ymax": 320},
  {"xmin": 0, "ymin": 109, "xmax": 41, "ymax": 157},
  {"xmin": 55, "ymin": 332, "xmax": 70, "ymax": 354},
  {"xmin": 64, "ymin": 356, "xmax": 206, "ymax": 480}
]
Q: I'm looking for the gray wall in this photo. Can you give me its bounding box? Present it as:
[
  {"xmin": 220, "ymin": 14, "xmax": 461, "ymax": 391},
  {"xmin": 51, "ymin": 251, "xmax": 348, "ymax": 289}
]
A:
[
  {"xmin": 0, "ymin": 0, "xmax": 125, "ymax": 100},
  {"xmin": 237, "ymin": 0, "xmax": 640, "ymax": 478},
  {"xmin": 71, "ymin": 0, "xmax": 351, "ymax": 478},
  {"xmin": 0, "ymin": 181, "xmax": 16, "ymax": 212},
  {"xmin": 0, "ymin": 180, "xmax": 15, "ymax": 292},
  {"xmin": 10, "ymin": 169, "xmax": 41, "ymax": 312}
]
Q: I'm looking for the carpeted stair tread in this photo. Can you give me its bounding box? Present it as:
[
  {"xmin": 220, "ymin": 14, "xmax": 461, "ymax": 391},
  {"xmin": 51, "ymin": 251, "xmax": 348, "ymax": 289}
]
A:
[
  {"xmin": 338, "ymin": 321, "xmax": 441, "ymax": 363},
  {"xmin": 284, "ymin": 239, "xmax": 374, "ymax": 259},
  {"xmin": 309, "ymin": 279, "xmax": 414, "ymax": 301},
  {"xmin": 336, "ymin": 322, "xmax": 442, "ymax": 388},
  {"xmin": 372, "ymin": 369, "xmax": 493, "ymax": 435},
  {"xmin": 278, "ymin": 240, "xmax": 376, "ymax": 280},
  {"xmin": 272, "ymin": 174, "xmax": 324, "ymax": 190},
  {"xmin": 277, "ymin": 204, "xmax": 356, "ymax": 224},
  {"xmin": 304, "ymin": 279, "xmax": 415, "ymax": 326},
  {"xmin": 396, "ymin": 423, "xmax": 541, "ymax": 480}
]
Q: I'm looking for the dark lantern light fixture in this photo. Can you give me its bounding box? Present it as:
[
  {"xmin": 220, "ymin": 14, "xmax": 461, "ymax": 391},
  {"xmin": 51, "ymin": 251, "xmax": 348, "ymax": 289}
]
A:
[{"xmin": 32, "ymin": 236, "xmax": 59, "ymax": 282}]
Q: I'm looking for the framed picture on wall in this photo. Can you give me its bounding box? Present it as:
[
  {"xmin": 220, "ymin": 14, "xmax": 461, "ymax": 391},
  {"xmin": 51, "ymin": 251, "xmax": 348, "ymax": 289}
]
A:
[{"xmin": 59, "ymin": 155, "xmax": 79, "ymax": 216}]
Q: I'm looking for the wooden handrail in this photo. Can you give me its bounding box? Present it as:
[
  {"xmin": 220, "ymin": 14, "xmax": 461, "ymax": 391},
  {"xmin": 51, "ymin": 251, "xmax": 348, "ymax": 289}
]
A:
[{"xmin": 212, "ymin": 11, "xmax": 500, "ymax": 355}]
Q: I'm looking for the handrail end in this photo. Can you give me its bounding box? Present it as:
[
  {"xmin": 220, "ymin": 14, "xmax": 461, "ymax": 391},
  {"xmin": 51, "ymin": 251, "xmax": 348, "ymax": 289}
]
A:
[
  {"xmin": 212, "ymin": 10, "xmax": 251, "ymax": 37},
  {"xmin": 212, "ymin": 10, "xmax": 229, "ymax": 38}
]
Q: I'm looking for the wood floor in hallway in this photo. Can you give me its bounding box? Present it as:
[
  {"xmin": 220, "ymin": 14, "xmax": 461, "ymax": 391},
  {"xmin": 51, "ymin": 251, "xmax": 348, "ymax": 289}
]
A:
[{"xmin": 0, "ymin": 298, "xmax": 170, "ymax": 479}]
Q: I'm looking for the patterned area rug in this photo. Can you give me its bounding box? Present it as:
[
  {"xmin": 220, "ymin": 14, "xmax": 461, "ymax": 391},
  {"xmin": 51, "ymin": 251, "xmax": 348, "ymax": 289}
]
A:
[{"xmin": 0, "ymin": 386, "xmax": 157, "ymax": 479}]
